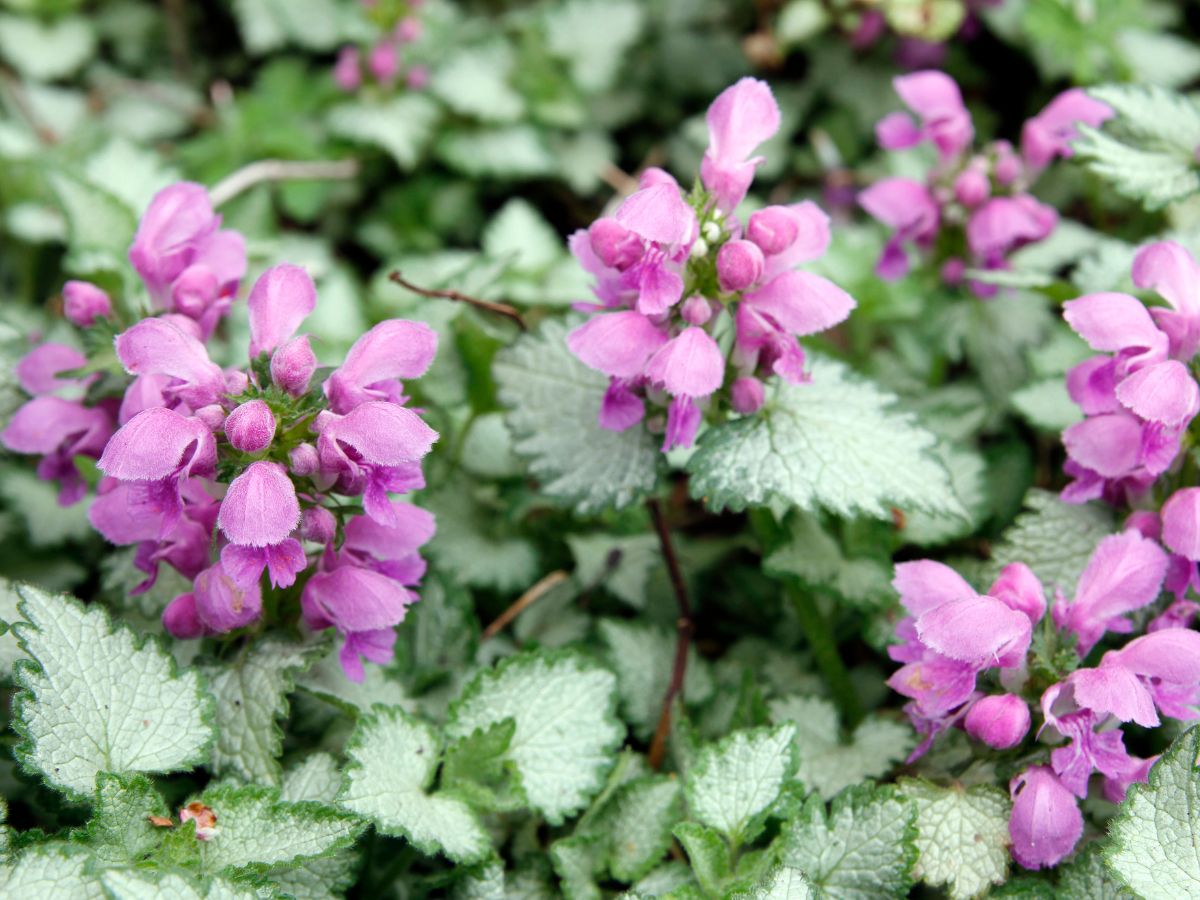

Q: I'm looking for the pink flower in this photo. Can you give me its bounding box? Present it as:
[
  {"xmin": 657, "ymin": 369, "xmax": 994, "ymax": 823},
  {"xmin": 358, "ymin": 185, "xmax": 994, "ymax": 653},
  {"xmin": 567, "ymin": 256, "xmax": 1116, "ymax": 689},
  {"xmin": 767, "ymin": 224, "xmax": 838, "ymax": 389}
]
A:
[
  {"xmin": 875, "ymin": 71, "xmax": 973, "ymax": 161},
  {"xmin": 15, "ymin": 343, "xmax": 89, "ymax": 396},
  {"xmin": 333, "ymin": 46, "xmax": 362, "ymax": 92},
  {"xmin": 247, "ymin": 264, "xmax": 316, "ymax": 358},
  {"xmin": 644, "ymin": 327, "xmax": 725, "ymax": 399},
  {"xmin": 324, "ymin": 320, "xmax": 438, "ymax": 414},
  {"xmin": 1022, "ymin": 88, "xmax": 1113, "ymax": 170},
  {"xmin": 114, "ymin": 317, "xmax": 227, "ymax": 410},
  {"xmin": 701, "ymin": 78, "xmax": 781, "ymax": 211},
  {"xmin": 62, "ymin": 281, "xmax": 112, "ymax": 327},
  {"xmin": 858, "ymin": 178, "xmax": 940, "ymax": 280},
  {"xmin": 342, "ymin": 501, "xmax": 435, "ymax": 584},
  {"xmin": 216, "ymin": 461, "xmax": 305, "ymax": 588},
  {"xmin": 964, "ymin": 694, "xmax": 1030, "ymax": 749},
  {"xmin": 1008, "ymin": 766, "xmax": 1082, "ymax": 869},
  {"xmin": 1052, "ymin": 531, "xmax": 1168, "ymax": 654},
  {"xmin": 2, "ymin": 396, "xmax": 113, "ymax": 505}
]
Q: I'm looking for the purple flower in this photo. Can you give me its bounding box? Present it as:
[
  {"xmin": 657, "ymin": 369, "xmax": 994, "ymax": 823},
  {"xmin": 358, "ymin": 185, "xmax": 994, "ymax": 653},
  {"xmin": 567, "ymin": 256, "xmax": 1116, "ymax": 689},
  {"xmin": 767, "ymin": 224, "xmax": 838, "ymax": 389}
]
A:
[
  {"xmin": 1008, "ymin": 766, "xmax": 1082, "ymax": 870},
  {"xmin": 324, "ymin": 320, "xmax": 438, "ymax": 414},
  {"xmin": 224, "ymin": 400, "xmax": 276, "ymax": 454},
  {"xmin": 333, "ymin": 46, "xmax": 362, "ymax": 92},
  {"xmin": 342, "ymin": 501, "xmax": 435, "ymax": 584},
  {"xmin": 247, "ymin": 264, "xmax": 316, "ymax": 358},
  {"xmin": 271, "ymin": 336, "xmax": 318, "ymax": 396},
  {"xmin": 216, "ymin": 461, "xmax": 305, "ymax": 588},
  {"xmin": 1022, "ymin": 88, "xmax": 1113, "ymax": 170},
  {"xmin": 875, "ymin": 70, "xmax": 973, "ymax": 162},
  {"xmin": 15, "ymin": 343, "xmax": 89, "ymax": 396},
  {"xmin": 301, "ymin": 565, "xmax": 416, "ymax": 681},
  {"xmin": 2, "ymin": 396, "xmax": 113, "ymax": 505},
  {"xmin": 114, "ymin": 317, "xmax": 228, "ymax": 410},
  {"xmin": 964, "ymin": 694, "xmax": 1030, "ymax": 749},
  {"xmin": 858, "ymin": 178, "xmax": 940, "ymax": 280},
  {"xmin": 128, "ymin": 182, "xmax": 245, "ymax": 333},
  {"xmin": 1052, "ymin": 530, "xmax": 1168, "ymax": 654},
  {"xmin": 62, "ymin": 281, "xmax": 112, "ymax": 327},
  {"xmin": 700, "ymin": 77, "xmax": 781, "ymax": 212}
]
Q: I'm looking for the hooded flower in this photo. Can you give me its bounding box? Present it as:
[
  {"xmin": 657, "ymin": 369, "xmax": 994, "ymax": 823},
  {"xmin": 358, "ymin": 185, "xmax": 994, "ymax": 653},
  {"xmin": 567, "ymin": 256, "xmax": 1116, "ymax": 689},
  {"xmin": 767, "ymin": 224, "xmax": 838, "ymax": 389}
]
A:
[
  {"xmin": 1022, "ymin": 88, "xmax": 1113, "ymax": 170},
  {"xmin": 1008, "ymin": 766, "xmax": 1083, "ymax": 870},
  {"xmin": 1, "ymin": 396, "xmax": 113, "ymax": 505},
  {"xmin": 875, "ymin": 70, "xmax": 973, "ymax": 161},
  {"xmin": 247, "ymin": 263, "xmax": 316, "ymax": 358},
  {"xmin": 700, "ymin": 77, "xmax": 781, "ymax": 212},
  {"xmin": 858, "ymin": 178, "xmax": 940, "ymax": 280},
  {"xmin": 324, "ymin": 319, "xmax": 438, "ymax": 414}
]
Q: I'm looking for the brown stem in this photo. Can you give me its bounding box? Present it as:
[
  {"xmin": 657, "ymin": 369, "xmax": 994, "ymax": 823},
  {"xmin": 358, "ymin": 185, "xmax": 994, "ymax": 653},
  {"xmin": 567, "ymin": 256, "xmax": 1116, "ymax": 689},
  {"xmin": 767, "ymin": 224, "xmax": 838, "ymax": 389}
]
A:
[
  {"xmin": 481, "ymin": 570, "xmax": 569, "ymax": 641},
  {"xmin": 388, "ymin": 271, "xmax": 527, "ymax": 331},
  {"xmin": 647, "ymin": 497, "xmax": 694, "ymax": 770},
  {"xmin": 162, "ymin": 0, "xmax": 193, "ymax": 81},
  {"xmin": 0, "ymin": 68, "xmax": 57, "ymax": 144}
]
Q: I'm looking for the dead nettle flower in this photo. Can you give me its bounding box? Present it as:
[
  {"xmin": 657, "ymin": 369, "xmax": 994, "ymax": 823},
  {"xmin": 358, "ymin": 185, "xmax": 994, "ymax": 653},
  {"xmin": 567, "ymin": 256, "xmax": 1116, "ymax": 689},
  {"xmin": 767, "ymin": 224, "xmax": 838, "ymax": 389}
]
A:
[
  {"xmin": 860, "ymin": 71, "xmax": 1112, "ymax": 297},
  {"xmin": 334, "ymin": 0, "xmax": 428, "ymax": 93},
  {"xmin": 566, "ymin": 78, "xmax": 857, "ymax": 452},
  {"xmin": 1, "ymin": 182, "xmax": 442, "ymax": 683}
]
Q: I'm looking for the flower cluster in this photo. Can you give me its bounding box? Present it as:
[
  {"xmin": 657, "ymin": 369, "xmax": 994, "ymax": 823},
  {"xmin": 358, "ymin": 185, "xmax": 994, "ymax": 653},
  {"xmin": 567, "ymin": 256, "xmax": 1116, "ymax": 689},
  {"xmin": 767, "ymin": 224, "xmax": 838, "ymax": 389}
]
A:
[
  {"xmin": 334, "ymin": 0, "xmax": 429, "ymax": 93},
  {"xmin": 889, "ymin": 528, "xmax": 1200, "ymax": 869},
  {"xmin": 566, "ymin": 78, "xmax": 856, "ymax": 451},
  {"xmin": 1061, "ymin": 240, "xmax": 1200, "ymax": 505},
  {"xmin": 2, "ymin": 183, "xmax": 440, "ymax": 681},
  {"xmin": 860, "ymin": 71, "xmax": 1112, "ymax": 296}
]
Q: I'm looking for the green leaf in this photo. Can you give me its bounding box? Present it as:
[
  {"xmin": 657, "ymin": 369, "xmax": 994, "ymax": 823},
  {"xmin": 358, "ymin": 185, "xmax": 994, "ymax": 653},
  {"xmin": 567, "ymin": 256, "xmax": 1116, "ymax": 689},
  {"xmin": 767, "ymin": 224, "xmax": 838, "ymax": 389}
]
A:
[
  {"xmin": 685, "ymin": 725, "xmax": 797, "ymax": 846},
  {"xmin": 764, "ymin": 513, "xmax": 891, "ymax": 609},
  {"xmin": 0, "ymin": 578, "xmax": 24, "ymax": 679},
  {"xmin": 339, "ymin": 705, "xmax": 491, "ymax": 863},
  {"xmin": 687, "ymin": 357, "xmax": 960, "ymax": 520},
  {"xmin": 424, "ymin": 488, "xmax": 539, "ymax": 592},
  {"xmin": 1074, "ymin": 85, "xmax": 1200, "ymax": 210},
  {"xmin": 1010, "ymin": 378, "xmax": 1082, "ymax": 432},
  {"xmin": 11, "ymin": 584, "xmax": 212, "ymax": 799},
  {"xmin": 899, "ymin": 443, "xmax": 989, "ymax": 547},
  {"xmin": 1118, "ymin": 29, "xmax": 1200, "ymax": 90},
  {"xmin": 84, "ymin": 138, "xmax": 180, "ymax": 214},
  {"xmin": 196, "ymin": 784, "xmax": 360, "ymax": 875},
  {"xmin": 0, "ymin": 843, "xmax": 103, "ymax": 898},
  {"xmin": 779, "ymin": 785, "xmax": 918, "ymax": 899},
  {"xmin": 232, "ymin": 0, "xmax": 344, "ymax": 53},
  {"xmin": 482, "ymin": 198, "xmax": 562, "ymax": 274},
  {"xmin": 446, "ymin": 649, "xmax": 624, "ymax": 824},
  {"xmin": 201, "ymin": 637, "xmax": 319, "ymax": 786},
  {"xmin": 437, "ymin": 126, "xmax": 556, "ymax": 178},
  {"xmin": 328, "ymin": 95, "xmax": 439, "ymax": 170},
  {"xmin": 297, "ymin": 644, "xmax": 414, "ymax": 715},
  {"xmin": 543, "ymin": 0, "xmax": 644, "ymax": 92},
  {"xmin": 281, "ymin": 753, "xmax": 343, "ymax": 805},
  {"xmin": 900, "ymin": 778, "xmax": 1010, "ymax": 900},
  {"xmin": 727, "ymin": 865, "xmax": 815, "ymax": 899},
  {"xmin": 1057, "ymin": 842, "xmax": 1135, "ymax": 899},
  {"xmin": 602, "ymin": 776, "xmax": 682, "ymax": 883},
  {"xmin": 0, "ymin": 468, "xmax": 94, "ymax": 548},
  {"xmin": 99, "ymin": 870, "xmax": 259, "ymax": 900},
  {"xmin": 769, "ymin": 696, "xmax": 912, "ymax": 800},
  {"xmin": 83, "ymin": 773, "xmax": 168, "ymax": 865},
  {"xmin": 568, "ymin": 533, "xmax": 660, "ymax": 609},
  {"xmin": 45, "ymin": 168, "xmax": 137, "ymax": 269},
  {"xmin": 431, "ymin": 44, "xmax": 524, "ymax": 123},
  {"xmin": 673, "ymin": 822, "xmax": 732, "ymax": 896},
  {"xmin": 494, "ymin": 318, "xmax": 661, "ymax": 514},
  {"xmin": 0, "ymin": 14, "xmax": 95, "ymax": 81},
  {"xmin": 983, "ymin": 489, "xmax": 1113, "ymax": 592},
  {"xmin": 1106, "ymin": 725, "xmax": 1200, "ymax": 899},
  {"xmin": 441, "ymin": 719, "xmax": 519, "ymax": 811},
  {"xmin": 598, "ymin": 619, "xmax": 713, "ymax": 739},
  {"xmin": 551, "ymin": 834, "xmax": 604, "ymax": 900}
]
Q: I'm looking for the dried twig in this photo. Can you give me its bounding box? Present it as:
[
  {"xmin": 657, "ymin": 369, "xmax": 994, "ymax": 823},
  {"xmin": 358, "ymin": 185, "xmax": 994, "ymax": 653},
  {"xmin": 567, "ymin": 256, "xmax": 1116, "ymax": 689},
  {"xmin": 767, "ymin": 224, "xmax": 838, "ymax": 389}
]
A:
[
  {"xmin": 388, "ymin": 271, "xmax": 528, "ymax": 331},
  {"xmin": 647, "ymin": 497, "xmax": 694, "ymax": 770},
  {"xmin": 481, "ymin": 570, "xmax": 570, "ymax": 641},
  {"xmin": 209, "ymin": 158, "xmax": 361, "ymax": 207}
]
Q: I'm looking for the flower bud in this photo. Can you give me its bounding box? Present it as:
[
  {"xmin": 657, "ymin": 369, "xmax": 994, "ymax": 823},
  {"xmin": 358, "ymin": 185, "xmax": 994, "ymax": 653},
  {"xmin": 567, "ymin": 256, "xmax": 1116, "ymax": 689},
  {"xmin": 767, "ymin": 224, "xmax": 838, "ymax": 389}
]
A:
[
  {"xmin": 716, "ymin": 240, "xmax": 765, "ymax": 293},
  {"xmin": 224, "ymin": 369, "xmax": 250, "ymax": 396},
  {"xmin": 747, "ymin": 206, "xmax": 799, "ymax": 256},
  {"xmin": 193, "ymin": 404, "xmax": 226, "ymax": 431},
  {"xmin": 193, "ymin": 563, "xmax": 262, "ymax": 634},
  {"xmin": 163, "ymin": 593, "xmax": 206, "ymax": 639},
  {"xmin": 988, "ymin": 562, "xmax": 1046, "ymax": 624},
  {"xmin": 395, "ymin": 16, "xmax": 422, "ymax": 42},
  {"xmin": 369, "ymin": 41, "xmax": 399, "ymax": 84},
  {"xmin": 63, "ymin": 281, "xmax": 112, "ymax": 327},
  {"xmin": 171, "ymin": 265, "xmax": 219, "ymax": 319},
  {"xmin": 406, "ymin": 65, "xmax": 430, "ymax": 91},
  {"xmin": 993, "ymin": 142, "xmax": 1022, "ymax": 186},
  {"xmin": 731, "ymin": 376, "xmax": 765, "ymax": 414},
  {"xmin": 588, "ymin": 218, "xmax": 643, "ymax": 270},
  {"xmin": 965, "ymin": 694, "xmax": 1030, "ymax": 750},
  {"xmin": 333, "ymin": 46, "xmax": 362, "ymax": 92},
  {"xmin": 271, "ymin": 335, "xmax": 317, "ymax": 396},
  {"xmin": 224, "ymin": 399, "xmax": 276, "ymax": 453},
  {"xmin": 289, "ymin": 442, "xmax": 320, "ymax": 477},
  {"xmin": 954, "ymin": 168, "xmax": 990, "ymax": 208},
  {"xmin": 300, "ymin": 507, "xmax": 337, "ymax": 544},
  {"xmin": 681, "ymin": 295, "xmax": 713, "ymax": 326},
  {"xmin": 941, "ymin": 257, "xmax": 966, "ymax": 285}
]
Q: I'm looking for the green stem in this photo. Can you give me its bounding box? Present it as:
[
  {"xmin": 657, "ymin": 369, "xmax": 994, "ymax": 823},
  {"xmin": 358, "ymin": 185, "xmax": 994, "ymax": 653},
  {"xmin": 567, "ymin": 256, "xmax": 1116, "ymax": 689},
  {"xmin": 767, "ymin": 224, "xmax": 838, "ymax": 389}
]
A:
[{"xmin": 787, "ymin": 585, "xmax": 864, "ymax": 728}]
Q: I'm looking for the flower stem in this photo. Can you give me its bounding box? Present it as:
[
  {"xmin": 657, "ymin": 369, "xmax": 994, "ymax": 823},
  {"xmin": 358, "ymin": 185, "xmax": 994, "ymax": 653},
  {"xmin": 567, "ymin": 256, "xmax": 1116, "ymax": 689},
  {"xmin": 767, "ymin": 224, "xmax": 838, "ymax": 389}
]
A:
[
  {"xmin": 788, "ymin": 585, "xmax": 864, "ymax": 728},
  {"xmin": 647, "ymin": 496, "xmax": 694, "ymax": 770},
  {"xmin": 388, "ymin": 271, "xmax": 527, "ymax": 331}
]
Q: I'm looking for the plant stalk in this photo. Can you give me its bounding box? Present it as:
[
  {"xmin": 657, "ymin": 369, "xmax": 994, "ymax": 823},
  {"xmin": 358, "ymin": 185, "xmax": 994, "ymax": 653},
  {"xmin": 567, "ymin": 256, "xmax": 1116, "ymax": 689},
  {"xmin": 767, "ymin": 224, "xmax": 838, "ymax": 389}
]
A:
[{"xmin": 647, "ymin": 497, "xmax": 694, "ymax": 770}]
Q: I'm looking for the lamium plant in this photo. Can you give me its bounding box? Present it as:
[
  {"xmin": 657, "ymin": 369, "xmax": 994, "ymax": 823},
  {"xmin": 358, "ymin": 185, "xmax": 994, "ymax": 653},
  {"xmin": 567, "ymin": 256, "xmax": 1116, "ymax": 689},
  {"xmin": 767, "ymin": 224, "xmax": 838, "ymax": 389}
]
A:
[{"xmin": 3, "ymin": 2, "xmax": 1200, "ymax": 898}]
